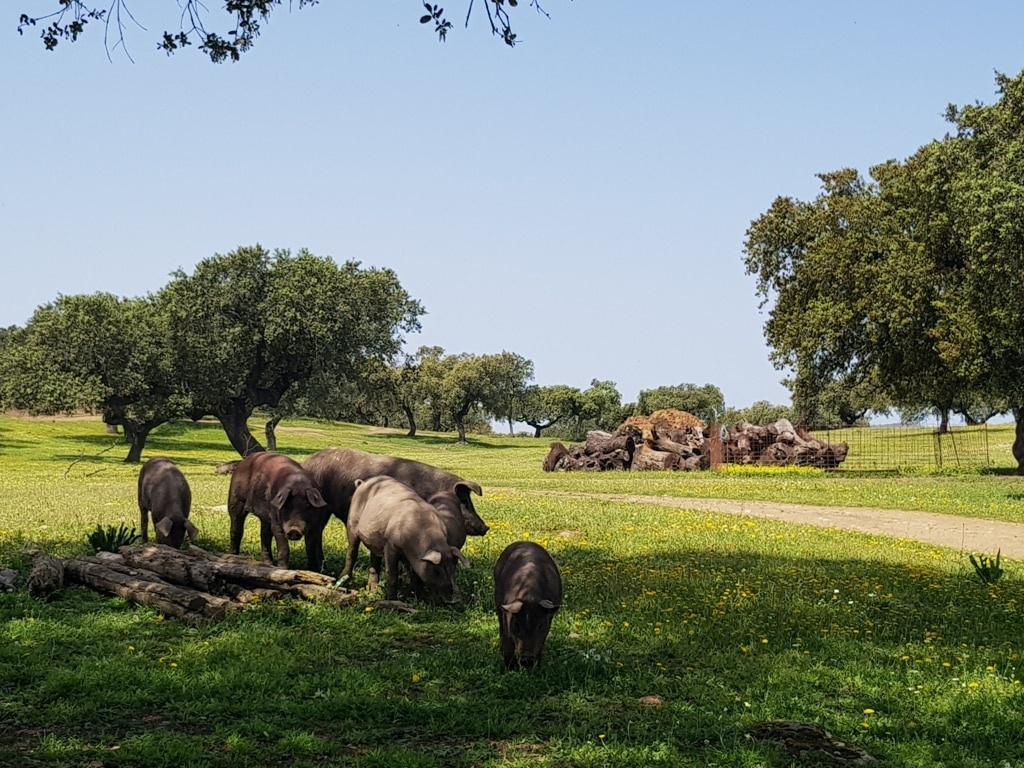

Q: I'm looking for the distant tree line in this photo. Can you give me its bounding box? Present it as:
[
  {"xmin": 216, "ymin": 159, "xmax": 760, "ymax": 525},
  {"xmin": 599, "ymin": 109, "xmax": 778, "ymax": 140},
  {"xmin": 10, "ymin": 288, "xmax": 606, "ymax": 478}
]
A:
[
  {"xmin": 743, "ymin": 69, "xmax": 1024, "ymax": 469},
  {"xmin": 0, "ymin": 244, "xmax": 796, "ymax": 462}
]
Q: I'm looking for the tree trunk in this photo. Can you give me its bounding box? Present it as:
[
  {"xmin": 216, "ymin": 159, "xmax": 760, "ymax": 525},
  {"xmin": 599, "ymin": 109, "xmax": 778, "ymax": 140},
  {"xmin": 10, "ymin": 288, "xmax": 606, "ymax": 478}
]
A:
[
  {"xmin": 455, "ymin": 417, "xmax": 468, "ymax": 444},
  {"xmin": 937, "ymin": 409, "xmax": 950, "ymax": 435},
  {"xmin": 216, "ymin": 399, "xmax": 264, "ymax": 457},
  {"xmin": 122, "ymin": 420, "xmax": 162, "ymax": 463},
  {"xmin": 265, "ymin": 416, "xmax": 282, "ymax": 452},
  {"xmin": 402, "ymin": 404, "xmax": 417, "ymax": 437},
  {"xmin": 431, "ymin": 412, "xmax": 443, "ymax": 432},
  {"xmin": 508, "ymin": 416, "xmax": 515, "ymax": 436},
  {"xmin": 1014, "ymin": 407, "xmax": 1024, "ymax": 475}
]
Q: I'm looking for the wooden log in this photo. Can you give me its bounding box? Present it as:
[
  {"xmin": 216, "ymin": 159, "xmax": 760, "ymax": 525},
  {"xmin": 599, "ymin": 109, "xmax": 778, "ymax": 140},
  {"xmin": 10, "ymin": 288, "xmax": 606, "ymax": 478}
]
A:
[
  {"xmin": 650, "ymin": 434, "xmax": 695, "ymax": 459},
  {"xmin": 62, "ymin": 557, "xmax": 234, "ymax": 622},
  {"xmin": 584, "ymin": 431, "xmax": 636, "ymax": 461},
  {"xmin": 630, "ymin": 443, "xmax": 680, "ymax": 471},
  {"xmin": 180, "ymin": 545, "xmax": 337, "ymax": 587},
  {"xmin": 542, "ymin": 442, "xmax": 570, "ymax": 472},
  {"xmin": 288, "ymin": 583, "xmax": 360, "ymax": 607},
  {"xmin": 119, "ymin": 543, "xmax": 225, "ymax": 593},
  {"xmin": 26, "ymin": 553, "xmax": 65, "ymax": 598},
  {"xmin": 220, "ymin": 582, "xmax": 284, "ymax": 604}
]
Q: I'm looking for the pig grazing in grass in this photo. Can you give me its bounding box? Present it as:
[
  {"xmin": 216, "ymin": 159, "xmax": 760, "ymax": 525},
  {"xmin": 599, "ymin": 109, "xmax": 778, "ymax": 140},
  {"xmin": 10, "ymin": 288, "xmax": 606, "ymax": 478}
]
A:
[
  {"xmin": 138, "ymin": 457, "xmax": 198, "ymax": 549},
  {"xmin": 341, "ymin": 476, "xmax": 469, "ymax": 603},
  {"xmin": 304, "ymin": 447, "xmax": 488, "ymax": 536},
  {"xmin": 227, "ymin": 452, "xmax": 329, "ymax": 571},
  {"xmin": 494, "ymin": 541, "xmax": 562, "ymax": 669}
]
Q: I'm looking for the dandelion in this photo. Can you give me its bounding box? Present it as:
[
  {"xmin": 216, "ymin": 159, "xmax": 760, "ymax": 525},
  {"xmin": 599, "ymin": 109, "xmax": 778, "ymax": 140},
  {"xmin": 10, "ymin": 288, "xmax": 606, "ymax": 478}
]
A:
[
  {"xmin": 863, "ymin": 709, "xmax": 875, "ymax": 715},
  {"xmin": 128, "ymin": 645, "xmax": 135, "ymax": 652},
  {"xmin": 170, "ymin": 663, "xmax": 178, "ymax": 669},
  {"xmin": 412, "ymin": 674, "xmax": 421, "ymax": 683}
]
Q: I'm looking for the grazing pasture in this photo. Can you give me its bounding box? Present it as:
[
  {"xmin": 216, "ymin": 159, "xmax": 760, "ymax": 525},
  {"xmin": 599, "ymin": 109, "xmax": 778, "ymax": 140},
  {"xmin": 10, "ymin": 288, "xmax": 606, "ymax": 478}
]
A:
[{"xmin": 2, "ymin": 415, "xmax": 1024, "ymax": 767}]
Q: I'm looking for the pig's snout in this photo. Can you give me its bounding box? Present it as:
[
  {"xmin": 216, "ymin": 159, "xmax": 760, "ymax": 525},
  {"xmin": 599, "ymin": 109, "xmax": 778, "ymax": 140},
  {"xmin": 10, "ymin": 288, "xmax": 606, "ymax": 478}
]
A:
[{"xmin": 286, "ymin": 529, "xmax": 303, "ymax": 541}]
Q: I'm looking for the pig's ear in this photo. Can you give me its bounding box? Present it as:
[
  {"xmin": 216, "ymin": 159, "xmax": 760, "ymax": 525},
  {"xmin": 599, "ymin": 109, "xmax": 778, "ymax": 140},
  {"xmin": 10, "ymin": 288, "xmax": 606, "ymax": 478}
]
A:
[
  {"xmin": 185, "ymin": 519, "xmax": 199, "ymax": 542},
  {"xmin": 451, "ymin": 547, "xmax": 470, "ymax": 568},
  {"xmin": 501, "ymin": 600, "xmax": 524, "ymax": 614},
  {"xmin": 270, "ymin": 489, "xmax": 290, "ymax": 510},
  {"xmin": 539, "ymin": 599, "xmax": 560, "ymax": 611},
  {"xmin": 155, "ymin": 517, "xmax": 173, "ymax": 539},
  {"xmin": 456, "ymin": 481, "xmax": 483, "ymax": 499},
  {"xmin": 306, "ymin": 488, "xmax": 327, "ymax": 508},
  {"xmin": 422, "ymin": 550, "xmax": 443, "ymax": 565}
]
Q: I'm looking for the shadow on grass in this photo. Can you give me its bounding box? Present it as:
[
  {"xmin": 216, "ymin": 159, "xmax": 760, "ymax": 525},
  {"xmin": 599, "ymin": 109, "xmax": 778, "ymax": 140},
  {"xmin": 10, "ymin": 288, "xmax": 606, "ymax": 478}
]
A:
[{"xmin": 6, "ymin": 532, "xmax": 1024, "ymax": 767}]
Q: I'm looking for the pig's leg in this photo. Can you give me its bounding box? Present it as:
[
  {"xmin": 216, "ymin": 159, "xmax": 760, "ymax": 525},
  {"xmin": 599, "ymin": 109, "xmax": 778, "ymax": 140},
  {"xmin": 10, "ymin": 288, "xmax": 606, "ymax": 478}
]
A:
[
  {"xmin": 382, "ymin": 547, "xmax": 399, "ymax": 600},
  {"xmin": 139, "ymin": 506, "xmax": 150, "ymax": 543},
  {"xmin": 259, "ymin": 517, "xmax": 277, "ymax": 565},
  {"xmin": 228, "ymin": 507, "xmax": 247, "ymax": 556},
  {"xmin": 367, "ymin": 552, "xmax": 383, "ymax": 594},
  {"xmin": 304, "ymin": 528, "xmax": 324, "ymax": 574}
]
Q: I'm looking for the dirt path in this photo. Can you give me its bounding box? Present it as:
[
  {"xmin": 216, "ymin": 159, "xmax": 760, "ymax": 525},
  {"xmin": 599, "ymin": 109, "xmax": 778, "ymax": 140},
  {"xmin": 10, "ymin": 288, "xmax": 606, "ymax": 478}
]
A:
[{"xmin": 519, "ymin": 490, "xmax": 1024, "ymax": 559}]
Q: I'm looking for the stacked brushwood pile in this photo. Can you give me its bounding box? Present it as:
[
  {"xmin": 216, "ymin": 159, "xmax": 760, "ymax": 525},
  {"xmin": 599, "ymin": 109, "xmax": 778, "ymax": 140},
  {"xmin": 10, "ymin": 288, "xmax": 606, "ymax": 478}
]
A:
[
  {"xmin": 725, "ymin": 419, "xmax": 849, "ymax": 469},
  {"xmin": 541, "ymin": 410, "xmax": 849, "ymax": 472},
  {"xmin": 27, "ymin": 543, "xmax": 358, "ymax": 623}
]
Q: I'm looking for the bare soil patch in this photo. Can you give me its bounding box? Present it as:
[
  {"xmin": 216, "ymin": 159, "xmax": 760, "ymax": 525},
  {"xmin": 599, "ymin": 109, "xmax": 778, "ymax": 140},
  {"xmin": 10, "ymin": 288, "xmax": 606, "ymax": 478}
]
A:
[{"xmin": 522, "ymin": 490, "xmax": 1024, "ymax": 559}]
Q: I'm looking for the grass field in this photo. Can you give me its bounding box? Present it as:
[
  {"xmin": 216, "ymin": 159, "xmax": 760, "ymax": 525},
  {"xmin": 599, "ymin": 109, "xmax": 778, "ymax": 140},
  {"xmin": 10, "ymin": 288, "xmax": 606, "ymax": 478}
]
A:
[{"xmin": 3, "ymin": 415, "xmax": 1024, "ymax": 767}]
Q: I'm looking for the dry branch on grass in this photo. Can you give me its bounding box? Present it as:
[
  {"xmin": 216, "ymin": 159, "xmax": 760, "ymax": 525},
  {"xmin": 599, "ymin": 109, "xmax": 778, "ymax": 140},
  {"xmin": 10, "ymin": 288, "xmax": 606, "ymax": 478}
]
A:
[{"xmin": 34, "ymin": 543, "xmax": 359, "ymax": 623}]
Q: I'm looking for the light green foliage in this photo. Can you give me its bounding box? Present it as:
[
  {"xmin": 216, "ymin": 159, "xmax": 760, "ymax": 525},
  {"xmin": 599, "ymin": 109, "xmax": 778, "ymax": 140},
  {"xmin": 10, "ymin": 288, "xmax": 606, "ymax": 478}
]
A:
[{"xmin": 4, "ymin": 415, "xmax": 1024, "ymax": 766}]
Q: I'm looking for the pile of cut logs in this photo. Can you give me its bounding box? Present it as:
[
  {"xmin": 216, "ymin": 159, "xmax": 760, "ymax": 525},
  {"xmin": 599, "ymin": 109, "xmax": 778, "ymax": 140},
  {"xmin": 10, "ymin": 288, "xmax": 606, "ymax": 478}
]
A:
[
  {"xmin": 542, "ymin": 410, "xmax": 848, "ymax": 472},
  {"xmin": 725, "ymin": 419, "xmax": 849, "ymax": 469},
  {"xmin": 26, "ymin": 543, "xmax": 358, "ymax": 624}
]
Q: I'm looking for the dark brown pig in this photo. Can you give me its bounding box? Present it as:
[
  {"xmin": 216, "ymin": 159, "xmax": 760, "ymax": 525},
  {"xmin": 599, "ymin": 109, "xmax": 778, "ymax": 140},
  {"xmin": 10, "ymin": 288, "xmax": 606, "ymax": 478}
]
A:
[
  {"xmin": 138, "ymin": 457, "xmax": 198, "ymax": 549},
  {"xmin": 227, "ymin": 452, "xmax": 329, "ymax": 571},
  {"xmin": 341, "ymin": 476, "xmax": 469, "ymax": 603},
  {"xmin": 304, "ymin": 447, "xmax": 488, "ymax": 536},
  {"xmin": 494, "ymin": 541, "xmax": 562, "ymax": 669}
]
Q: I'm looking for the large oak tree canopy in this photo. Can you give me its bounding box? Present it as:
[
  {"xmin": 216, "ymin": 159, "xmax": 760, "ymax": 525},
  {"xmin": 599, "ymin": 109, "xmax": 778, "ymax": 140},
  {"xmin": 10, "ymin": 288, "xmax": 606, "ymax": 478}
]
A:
[
  {"xmin": 0, "ymin": 245, "xmax": 424, "ymax": 461},
  {"xmin": 16, "ymin": 0, "xmax": 553, "ymax": 61},
  {"xmin": 161, "ymin": 245, "xmax": 424, "ymax": 456},
  {"xmin": 743, "ymin": 69, "xmax": 1024, "ymax": 469}
]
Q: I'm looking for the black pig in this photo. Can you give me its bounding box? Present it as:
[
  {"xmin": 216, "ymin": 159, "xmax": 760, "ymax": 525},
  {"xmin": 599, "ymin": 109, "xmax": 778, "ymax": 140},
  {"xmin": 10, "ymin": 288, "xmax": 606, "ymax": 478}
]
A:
[
  {"xmin": 227, "ymin": 452, "xmax": 328, "ymax": 570},
  {"xmin": 304, "ymin": 447, "xmax": 488, "ymax": 536},
  {"xmin": 138, "ymin": 457, "xmax": 198, "ymax": 549},
  {"xmin": 494, "ymin": 541, "xmax": 562, "ymax": 669}
]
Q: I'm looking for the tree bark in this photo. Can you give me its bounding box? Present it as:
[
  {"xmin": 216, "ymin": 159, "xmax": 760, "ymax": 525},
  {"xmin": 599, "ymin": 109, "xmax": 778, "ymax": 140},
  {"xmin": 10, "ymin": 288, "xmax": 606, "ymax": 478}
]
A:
[
  {"xmin": 122, "ymin": 419, "xmax": 165, "ymax": 463},
  {"xmin": 402, "ymin": 404, "xmax": 417, "ymax": 437},
  {"xmin": 265, "ymin": 415, "xmax": 282, "ymax": 452},
  {"xmin": 1014, "ymin": 407, "xmax": 1024, "ymax": 475},
  {"xmin": 63, "ymin": 556, "xmax": 235, "ymax": 623},
  {"xmin": 215, "ymin": 399, "xmax": 265, "ymax": 457},
  {"xmin": 631, "ymin": 443, "xmax": 680, "ymax": 471}
]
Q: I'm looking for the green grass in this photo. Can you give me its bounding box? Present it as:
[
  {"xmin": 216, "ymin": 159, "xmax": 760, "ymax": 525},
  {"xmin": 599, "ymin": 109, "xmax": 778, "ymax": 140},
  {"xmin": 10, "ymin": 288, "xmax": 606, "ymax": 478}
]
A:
[{"xmin": 3, "ymin": 415, "xmax": 1024, "ymax": 766}]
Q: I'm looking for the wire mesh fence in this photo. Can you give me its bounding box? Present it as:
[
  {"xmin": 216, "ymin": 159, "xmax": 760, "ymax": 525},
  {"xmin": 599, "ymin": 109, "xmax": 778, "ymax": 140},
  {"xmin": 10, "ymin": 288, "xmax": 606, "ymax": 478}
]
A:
[{"xmin": 810, "ymin": 424, "xmax": 994, "ymax": 471}]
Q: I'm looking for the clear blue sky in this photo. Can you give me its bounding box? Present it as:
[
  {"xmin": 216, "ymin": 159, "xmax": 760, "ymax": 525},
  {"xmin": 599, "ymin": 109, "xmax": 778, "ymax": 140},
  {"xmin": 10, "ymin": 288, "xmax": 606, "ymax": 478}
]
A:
[{"xmin": 3, "ymin": 2, "xmax": 1023, "ymax": 411}]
